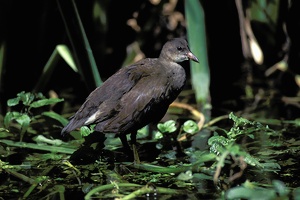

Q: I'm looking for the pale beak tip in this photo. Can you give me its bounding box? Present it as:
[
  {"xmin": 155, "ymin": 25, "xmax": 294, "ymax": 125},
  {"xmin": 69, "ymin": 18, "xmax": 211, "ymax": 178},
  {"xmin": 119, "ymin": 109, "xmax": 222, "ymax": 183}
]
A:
[{"xmin": 187, "ymin": 52, "xmax": 199, "ymax": 63}]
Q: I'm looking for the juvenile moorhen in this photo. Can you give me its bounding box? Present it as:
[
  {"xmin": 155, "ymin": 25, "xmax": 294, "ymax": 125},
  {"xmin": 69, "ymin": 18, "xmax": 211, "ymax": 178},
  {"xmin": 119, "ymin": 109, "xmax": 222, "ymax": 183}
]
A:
[{"xmin": 61, "ymin": 38, "xmax": 199, "ymax": 163}]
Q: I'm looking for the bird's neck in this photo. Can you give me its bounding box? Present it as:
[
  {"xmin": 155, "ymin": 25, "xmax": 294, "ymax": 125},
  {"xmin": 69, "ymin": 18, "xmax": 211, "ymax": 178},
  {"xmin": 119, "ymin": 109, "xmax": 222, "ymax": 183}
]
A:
[{"xmin": 159, "ymin": 59, "xmax": 186, "ymax": 91}]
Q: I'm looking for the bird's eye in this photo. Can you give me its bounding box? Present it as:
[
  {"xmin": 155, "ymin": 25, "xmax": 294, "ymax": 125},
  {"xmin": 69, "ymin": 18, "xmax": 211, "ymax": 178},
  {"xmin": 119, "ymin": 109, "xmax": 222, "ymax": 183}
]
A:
[{"xmin": 177, "ymin": 46, "xmax": 183, "ymax": 51}]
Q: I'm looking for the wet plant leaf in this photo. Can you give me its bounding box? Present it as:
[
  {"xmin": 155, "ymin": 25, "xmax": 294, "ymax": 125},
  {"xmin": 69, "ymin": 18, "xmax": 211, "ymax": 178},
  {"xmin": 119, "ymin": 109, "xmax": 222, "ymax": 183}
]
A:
[
  {"xmin": 183, "ymin": 120, "xmax": 199, "ymax": 134},
  {"xmin": 157, "ymin": 120, "xmax": 177, "ymax": 133},
  {"xmin": 80, "ymin": 126, "xmax": 93, "ymax": 137}
]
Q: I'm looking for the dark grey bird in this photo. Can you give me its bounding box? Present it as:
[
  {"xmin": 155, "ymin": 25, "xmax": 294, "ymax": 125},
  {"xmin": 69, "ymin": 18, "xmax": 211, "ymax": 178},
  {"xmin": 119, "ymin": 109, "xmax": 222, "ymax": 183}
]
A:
[{"xmin": 61, "ymin": 38, "xmax": 199, "ymax": 163}]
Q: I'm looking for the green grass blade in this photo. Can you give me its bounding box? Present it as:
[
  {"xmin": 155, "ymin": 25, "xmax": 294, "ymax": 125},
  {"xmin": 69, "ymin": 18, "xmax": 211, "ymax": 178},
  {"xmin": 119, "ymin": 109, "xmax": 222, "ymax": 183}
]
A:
[
  {"xmin": 72, "ymin": 0, "xmax": 102, "ymax": 87},
  {"xmin": 32, "ymin": 48, "xmax": 60, "ymax": 92},
  {"xmin": 185, "ymin": 0, "xmax": 210, "ymax": 110},
  {"xmin": 57, "ymin": 45, "xmax": 77, "ymax": 72},
  {"xmin": 0, "ymin": 139, "xmax": 75, "ymax": 154},
  {"xmin": 57, "ymin": 0, "xmax": 103, "ymax": 90}
]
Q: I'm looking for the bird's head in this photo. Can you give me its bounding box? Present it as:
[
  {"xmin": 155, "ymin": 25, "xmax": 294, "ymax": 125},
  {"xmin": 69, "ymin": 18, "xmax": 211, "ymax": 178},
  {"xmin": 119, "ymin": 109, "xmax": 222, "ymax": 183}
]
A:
[{"xmin": 159, "ymin": 38, "xmax": 199, "ymax": 63}]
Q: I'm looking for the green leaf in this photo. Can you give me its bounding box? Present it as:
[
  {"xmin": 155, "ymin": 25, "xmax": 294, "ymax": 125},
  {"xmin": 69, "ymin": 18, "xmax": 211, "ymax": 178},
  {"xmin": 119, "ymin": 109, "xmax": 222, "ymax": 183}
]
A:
[
  {"xmin": 208, "ymin": 135, "xmax": 229, "ymax": 146},
  {"xmin": 153, "ymin": 131, "xmax": 163, "ymax": 140},
  {"xmin": 15, "ymin": 114, "xmax": 31, "ymax": 134},
  {"xmin": 42, "ymin": 111, "xmax": 69, "ymax": 126},
  {"xmin": 183, "ymin": 120, "xmax": 199, "ymax": 134},
  {"xmin": 30, "ymin": 98, "xmax": 64, "ymax": 108},
  {"xmin": 0, "ymin": 139, "xmax": 75, "ymax": 154},
  {"xmin": 157, "ymin": 120, "xmax": 177, "ymax": 134},
  {"xmin": 80, "ymin": 126, "xmax": 93, "ymax": 137},
  {"xmin": 229, "ymin": 112, "xmax": 253, "ymax": 126},
  {"xmin": 293, "ymin": 187, "xmax": 300, "ymax": 199},
  {"xmin": 0, "ymin": 128, "xmax": 12, "ymax": 138},
  {"xmin": 41, "ymin": 153, "xmax": 63, "ymax": 161},
  {"xmin": 226, "ymin": 186, "xmax": 276, "ymax": 199},
  {"xmin": 15, "ymin": 113, "xmax": 31, "ymax": 125},
  {"xmin": 192, "ymin": 173, "xmax": 213, "ymax": 181},
  {"xmin": 177, "ymin": 170, "xmax": 193, "ymax": 181},
  {"xmin": 57, "ymin": 45, "xmax": 77, "ymax": 72},
  {"xmin": 250, "ymin": 0, "xmax": 280, "ymax": 26},
  {"xmin": 7, "ymin": 97, "xmax": 21, "ymax": 107},
  {"xmin": 3, "ymin": 111, "xmax": 21, "ymax": 128},
  {"xmin": 272, "ymin": 180, "xmax": 289, "ymax": 197},
  {"xmin": 185, "ymin": 0, "xmax": 210, "ymax": 109},
  {"xmin": 18, "ymin": 91, "xmax": 35, "ymax": 106}
]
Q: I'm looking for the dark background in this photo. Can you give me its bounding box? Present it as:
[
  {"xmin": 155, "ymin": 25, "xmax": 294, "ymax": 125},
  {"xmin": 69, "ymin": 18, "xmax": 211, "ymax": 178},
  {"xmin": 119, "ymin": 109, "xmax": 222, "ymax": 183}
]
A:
[{"xmin": 0, "ymin": 0, "xmax": 299, "ymax": 118}]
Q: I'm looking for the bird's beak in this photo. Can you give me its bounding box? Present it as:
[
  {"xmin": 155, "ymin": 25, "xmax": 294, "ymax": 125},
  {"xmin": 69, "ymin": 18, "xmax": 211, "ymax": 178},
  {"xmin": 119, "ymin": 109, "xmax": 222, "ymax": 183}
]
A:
[{"xmin": 187, "ymin": 52, "xmax": 199, "ymax": 63}]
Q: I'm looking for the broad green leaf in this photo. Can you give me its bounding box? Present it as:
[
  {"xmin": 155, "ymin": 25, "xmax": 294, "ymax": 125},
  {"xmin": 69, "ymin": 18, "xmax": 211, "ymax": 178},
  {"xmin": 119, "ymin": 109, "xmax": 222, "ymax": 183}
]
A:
[
  {"xmin": 15, "ymin": 114, "xmax": 31, "ymax": 130},
  {"xmin": 154, "ymin": 131, "xmax": 163, "ymax": 140},
  {"xmin": 7, "ymin": 97, "xmax": 20, "ymax": 107},
  {"xmin": 183, "ymin": 120, "xmax": 199, "ymax": 134},
  {"xmin": 18, "ymin": 91, "xmax": 35, "ymax": 106},
  {"xmin": 185, "ymin": 0, "xmax": 210, "ymax": 109},
  {"xmin": 30, "ymin": 98, "xmax": 64, "ymax": 108},
  {"xmin": 157, "ymin": 120, "xmax": 177, "ymax": 134},
  {"xmin": 80, "ymin": 126, "xmax": 93, "ymax": 137},
  {"xmin": 4, "ymin": 111, "xmax": 21, "ymax": 128}
]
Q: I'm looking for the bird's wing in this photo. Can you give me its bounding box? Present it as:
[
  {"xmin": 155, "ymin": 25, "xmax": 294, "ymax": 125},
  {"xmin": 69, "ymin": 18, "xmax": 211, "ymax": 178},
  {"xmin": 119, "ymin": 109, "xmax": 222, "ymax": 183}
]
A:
[
  {"xmin": 61, "ymin": 59, "xmax": 152, "ymax": 133},
  {"xmin": 100, "ymin": 64, "xmax": 171, "ymax": 133}
]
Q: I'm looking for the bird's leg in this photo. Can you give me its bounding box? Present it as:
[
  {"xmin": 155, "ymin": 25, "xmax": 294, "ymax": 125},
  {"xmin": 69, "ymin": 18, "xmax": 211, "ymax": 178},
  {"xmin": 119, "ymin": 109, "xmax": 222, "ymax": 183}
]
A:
[
  {"xmin": 119, "ymin": 133, "xmax": 131, "ymax": 153},
  {"xmin": 131, "ymin": 131, "xmax": 140, "ymax": 164},
  {"xmin": 118, "ymin": 133, "xmax": 140, "ymax": 164}
]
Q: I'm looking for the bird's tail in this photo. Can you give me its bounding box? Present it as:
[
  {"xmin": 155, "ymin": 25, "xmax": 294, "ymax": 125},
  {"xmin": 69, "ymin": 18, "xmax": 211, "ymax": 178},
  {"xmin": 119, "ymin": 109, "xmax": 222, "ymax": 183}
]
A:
[
  {"xmin": 61, "ymin": 118, "xmax": 76, "ymax": 136},
  {"xmin": 61, "ymin": 117, "xmax": 88, "ymax": 136}
]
